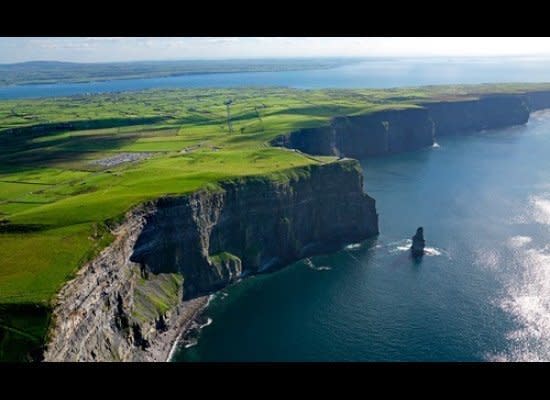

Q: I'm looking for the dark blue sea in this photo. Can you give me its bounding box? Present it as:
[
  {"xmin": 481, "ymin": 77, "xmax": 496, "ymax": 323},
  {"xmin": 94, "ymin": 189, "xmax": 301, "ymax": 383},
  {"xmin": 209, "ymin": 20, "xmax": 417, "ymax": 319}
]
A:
[{"xmin": 175, "ymin": 111, "xmax": 550, "ymax": 361}]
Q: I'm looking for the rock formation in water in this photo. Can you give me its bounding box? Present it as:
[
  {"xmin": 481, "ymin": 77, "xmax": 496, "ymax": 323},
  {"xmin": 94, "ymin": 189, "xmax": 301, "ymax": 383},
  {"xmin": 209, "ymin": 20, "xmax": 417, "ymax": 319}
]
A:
[
  {"xmin": 411, "ymin": 227, "xmax": 425, "ymax": 257},
  {"xmin": 44, "ymin": 160, "xmax": 379, "ymax": 361}
]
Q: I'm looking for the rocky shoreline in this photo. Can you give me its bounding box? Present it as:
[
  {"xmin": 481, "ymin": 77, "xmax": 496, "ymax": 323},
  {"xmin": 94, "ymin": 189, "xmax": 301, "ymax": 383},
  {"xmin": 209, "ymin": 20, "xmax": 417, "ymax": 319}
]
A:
[{"xmin": 158, "ymin": 296, "xmax": 209, "ymax": 362}]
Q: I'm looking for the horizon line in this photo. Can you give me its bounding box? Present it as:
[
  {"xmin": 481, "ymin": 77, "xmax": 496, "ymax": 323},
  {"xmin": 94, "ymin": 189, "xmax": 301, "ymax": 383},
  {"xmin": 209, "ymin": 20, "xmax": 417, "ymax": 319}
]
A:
[{"xmin": 4, "ymin": 54, "xmax": 550, "ymax": 65}]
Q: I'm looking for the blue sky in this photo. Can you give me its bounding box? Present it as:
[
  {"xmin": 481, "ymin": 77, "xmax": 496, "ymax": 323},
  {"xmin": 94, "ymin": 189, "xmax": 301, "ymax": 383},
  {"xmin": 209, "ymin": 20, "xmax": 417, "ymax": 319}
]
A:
[{"xmin": 2, "ymin": 37, "xmax": 550, "ymax": 63}]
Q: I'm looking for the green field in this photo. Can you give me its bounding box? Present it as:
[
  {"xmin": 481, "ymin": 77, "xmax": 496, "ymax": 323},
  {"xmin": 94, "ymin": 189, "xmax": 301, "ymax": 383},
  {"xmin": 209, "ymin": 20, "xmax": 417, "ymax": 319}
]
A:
[{"xmin": 2, "ymin": 83, "xmax": 550, "ymax": 360}]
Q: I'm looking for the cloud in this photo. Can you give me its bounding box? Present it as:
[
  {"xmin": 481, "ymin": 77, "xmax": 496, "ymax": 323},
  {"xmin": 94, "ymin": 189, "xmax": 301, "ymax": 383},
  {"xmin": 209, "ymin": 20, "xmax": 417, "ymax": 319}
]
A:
[
  {"xmin": 3, "ymin": 37, "xmax": 550, "ymax": 63},
  {"xmin": 204, "ymin": 37, "xmax": 240, "ymax": 43}
]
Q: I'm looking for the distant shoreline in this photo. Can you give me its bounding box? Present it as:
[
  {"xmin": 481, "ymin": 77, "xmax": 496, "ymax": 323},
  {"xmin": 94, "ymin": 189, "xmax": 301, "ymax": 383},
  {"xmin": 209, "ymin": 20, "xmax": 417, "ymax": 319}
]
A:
[
  {"xmin": 0, "ymin": 59, "xmax": 358, "ymax": 88},
  {"xmin": 0, "ymin": 68, "xmax": 331, "ymax": 87}
]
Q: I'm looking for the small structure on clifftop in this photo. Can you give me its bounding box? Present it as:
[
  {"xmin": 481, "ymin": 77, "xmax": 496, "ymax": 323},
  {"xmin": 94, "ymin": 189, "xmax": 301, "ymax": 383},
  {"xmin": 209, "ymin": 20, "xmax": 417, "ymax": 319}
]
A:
[
  {"xmin": 411, "ymin": 227, "xmax": 425, "ymax": 257},
  {"xmin": 224, "ymin": 98, "xmax": 234, "ymax": 133}
]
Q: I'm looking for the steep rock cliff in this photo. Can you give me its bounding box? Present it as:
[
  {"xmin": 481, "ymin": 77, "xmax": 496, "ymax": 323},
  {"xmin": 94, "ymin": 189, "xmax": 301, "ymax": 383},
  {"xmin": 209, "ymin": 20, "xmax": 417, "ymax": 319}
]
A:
[
  {"xmin": 44, "ymin": 160, "xmax": 378, "ymax": 361},
  {"xmin": 426, "ymin": 95, "xmax": 530, "ymax": 136},
  {"xmin": 272, "ymin": 107, "xmax": 434, "ymax": 158},
  {"xmin": 273, "ymin": 94, "xmax": 534, "ymax": 157},
  {"xmin": 524, "ymin": 90, "xmax": 550, "ymax": 111}
]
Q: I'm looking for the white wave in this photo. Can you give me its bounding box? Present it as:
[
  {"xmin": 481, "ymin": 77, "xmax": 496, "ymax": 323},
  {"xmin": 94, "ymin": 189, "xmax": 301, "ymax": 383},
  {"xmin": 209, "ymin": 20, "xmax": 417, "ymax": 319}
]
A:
[
  {"xmin": 487, "ymin": 245, "xmax": 550, "ymax": 361},
  {"xmin": 389, "ymin": 239, "xmax": 413, "ymax": 253},
  {"xmin": 508, "ymin": 236, "xmax": 533, "ymax": 248},
  {"xmin": 199, "ymin": 317, "xmax": 213, "ymax": 330},
  {"xmin": 388, "ymin": 238, "xmax": 448, "ymax": 258},
  {"xmin": 205, "ymin": 294, "xmax": 215, "ymax": 307},
  {"xmin": 184, "ymin": 340, "xmax": 198, "ymax": 349},
  {"xmin": 424, "ymin": 247, "xmax": 442, "ymax": 256},
  {"xmin": 304, "ymin": 257, "xmax": 332, "ymax": 271},
  {"xmin": 529, "ymin": 109, "xmax": 550, "ymax": 122},
  {"xmin": 432, "ymin": 142, "xmax": 441, "ymax": 148},
  {"xmin": 345, "ymin": 243, "xmax": 362, "ymax": 250}
]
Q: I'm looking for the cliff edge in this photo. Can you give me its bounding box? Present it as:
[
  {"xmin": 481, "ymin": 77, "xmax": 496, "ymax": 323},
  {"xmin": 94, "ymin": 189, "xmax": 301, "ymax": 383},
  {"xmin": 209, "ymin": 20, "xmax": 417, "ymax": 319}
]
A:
[{"xmin": 43, "ymin": 159, "xmax": 378, "ymax": 361}]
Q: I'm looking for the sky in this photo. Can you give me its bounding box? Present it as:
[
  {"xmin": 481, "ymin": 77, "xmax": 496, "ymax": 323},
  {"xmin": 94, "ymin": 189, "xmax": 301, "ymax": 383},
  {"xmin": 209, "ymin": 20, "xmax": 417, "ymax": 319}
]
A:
[{"xmin": 2, "ymin": 37, "xmax": 550, "ymax": 63}]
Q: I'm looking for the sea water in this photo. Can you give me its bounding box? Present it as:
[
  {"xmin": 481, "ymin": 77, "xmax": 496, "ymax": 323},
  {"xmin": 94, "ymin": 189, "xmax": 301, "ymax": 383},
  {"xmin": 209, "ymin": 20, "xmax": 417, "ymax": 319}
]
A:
[
  {"xmin": 3, "ymin": 56, "xmax": 550, "ymax": 100},
  {"xmin": 174, "ymin": 111, "xmax": 550, "ymax": 361}
]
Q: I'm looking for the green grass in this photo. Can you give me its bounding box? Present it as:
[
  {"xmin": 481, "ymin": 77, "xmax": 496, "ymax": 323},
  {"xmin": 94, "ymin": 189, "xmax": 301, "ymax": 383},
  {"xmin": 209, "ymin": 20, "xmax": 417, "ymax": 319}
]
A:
[
  {"xmin": 0, "ymin": 224, "xmax": 112, "ymax": 304},
  {"xmin": 1, "ymin": 83, "xmax": 550, "ymax": 360}
]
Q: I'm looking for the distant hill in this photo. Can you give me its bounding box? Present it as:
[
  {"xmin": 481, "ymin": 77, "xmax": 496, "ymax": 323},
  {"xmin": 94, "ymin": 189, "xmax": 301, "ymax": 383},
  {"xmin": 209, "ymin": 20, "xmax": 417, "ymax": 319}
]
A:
[{"xmin": 0, "ymin": 58, "xmax": 360, "ymax": 86}]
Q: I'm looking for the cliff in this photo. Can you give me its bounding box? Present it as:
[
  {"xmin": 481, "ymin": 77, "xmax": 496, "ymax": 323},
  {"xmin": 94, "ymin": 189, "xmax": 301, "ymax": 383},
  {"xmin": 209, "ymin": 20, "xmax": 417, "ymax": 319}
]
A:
[
  {"xmin": 272, "ymin": 107, "xmax": 434, "ymax": 158},
  {"xmin": 273, "ymin": 94, "xmax": 535, "ymax": 157},
  {"xmin": 523, "ymin": 90, "xmax": 550, "ymax": 111},
  {"xmin": 425, "ymin": 95, "xmax": 530, "ymax": 136},
  {"xmin": 43, "ymin": 160, "xmax": 378, "ymax": 361}
]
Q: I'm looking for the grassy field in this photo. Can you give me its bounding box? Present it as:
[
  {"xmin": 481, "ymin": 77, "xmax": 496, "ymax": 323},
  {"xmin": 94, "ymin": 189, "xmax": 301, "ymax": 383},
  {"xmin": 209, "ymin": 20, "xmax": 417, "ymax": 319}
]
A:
[{"xmin": 2, "ymin": 83, "xmax": 550, "ymax": 360}]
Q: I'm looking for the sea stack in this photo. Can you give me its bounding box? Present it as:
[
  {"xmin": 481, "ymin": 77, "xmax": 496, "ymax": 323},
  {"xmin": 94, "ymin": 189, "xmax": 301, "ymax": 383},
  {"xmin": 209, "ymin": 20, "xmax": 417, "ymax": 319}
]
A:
[{"xmin": 411, "ymin": 227, "xmax": 425, "ymax": 257}]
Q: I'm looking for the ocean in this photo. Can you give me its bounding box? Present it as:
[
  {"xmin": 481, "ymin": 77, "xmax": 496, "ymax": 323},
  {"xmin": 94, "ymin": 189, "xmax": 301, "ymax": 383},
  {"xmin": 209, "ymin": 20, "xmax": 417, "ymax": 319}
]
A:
[{"xmin": 174, "ymin": 111, "xmax": 550, "ymax": 361}]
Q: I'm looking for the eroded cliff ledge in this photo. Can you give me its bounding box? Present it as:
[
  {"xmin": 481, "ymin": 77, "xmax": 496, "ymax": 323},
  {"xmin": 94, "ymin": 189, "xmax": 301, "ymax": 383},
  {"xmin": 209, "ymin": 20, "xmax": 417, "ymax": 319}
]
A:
[
  {"xmin": 44, "ymin": 160, "xmax": 378, "ymax": 361},
  {"xmin": 272, "ymin": 94, "xmax": 538, "ymax": 157}
]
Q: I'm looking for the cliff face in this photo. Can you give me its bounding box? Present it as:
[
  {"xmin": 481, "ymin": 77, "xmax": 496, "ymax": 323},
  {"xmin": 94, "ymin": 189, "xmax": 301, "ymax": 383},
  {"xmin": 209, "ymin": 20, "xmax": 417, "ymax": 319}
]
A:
[
  {"xmin": 524, "ymin": 90, "xmax": 550, "ymax": 111},
  {"xmin": 44, "ymin": 160, "xmax": 378, "ymax": 361},
  {"xmin": 272, "ymin": 108, "xmax": 434, "ymax": 158},
  {"xmin": 426, "ymin": 95, "xmax": 530, "ymax": 136},
  {"xmin": 43, "ymin": 206, "xmax": 193, "ymax": 362},
  {"xmin": 273, "ymin": 94, "xmax": 533, "ymax": 157}
]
